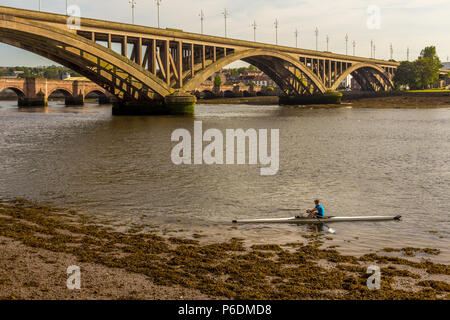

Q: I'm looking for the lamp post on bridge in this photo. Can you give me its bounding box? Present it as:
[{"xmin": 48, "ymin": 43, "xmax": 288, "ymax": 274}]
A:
[
  {"xmin": 352, "ymin": 41, "xmax": 356, "ymax": 56},
  {"xmin": 155, "ymin": 0, "xmax": 162, "ymax": 28},
  {"xmin": 294, "ymin": 29, "xmax": 299, "ymax": 48},
  {"xmin": 252, "ymin": 21, "xmax": 257, "ymax": 42},
  {"xmin": 66, "ymin": 0, "xmax": 68, "ymax": 15},
  {"xmin": 345, "ymin": 34, "xmax": 348, "ymax": 55},
  {"xmin": 315, "ymin": 27, "xmax": 319, "ymax": 51},
  {"xmin": 222, "ymin": 8, "xmax": 229, "ymax": 38},
  {"xmin": 38, "ymin": 0, "xmax": 41, "ymax": 11},
  {"xmin": 373, "ymin": 44, "xmax": 376, "ymax": 59},
  {"xmin": 129, "ymin": 0, "xmax": 136, "ymax": 25},
  {"xmin": 326, "ymin": 35, "xmax": 329, "ymax": 51},
  {"xmin": 199, "ymin": 10, "xmax": 204, "ymax": 34},
  {"xmin": 370, "ymin": 40, "xmax": 373, "ymax": 58},
  {"xmin": 274, "ymin": 19, "xmax": 279, "ymax": 45},
  {"xmin": 407, "ymin": 47, "xmax": 410, "ymax": 61},
  {"xmin": 390, "ymin": 43, "xmax": 393, "ymax": 60}
]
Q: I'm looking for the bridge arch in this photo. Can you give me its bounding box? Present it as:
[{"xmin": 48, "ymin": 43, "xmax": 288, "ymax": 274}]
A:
[
  {"xmin": 182, "ymin": 49, "xmax": 327, "ymax": 95},
  {"xmin": 85, "ymin": 90, "xmax": 108, "ymax": 98},
  {"xmin": 48, "ymin": 88, "xmax": 73, "ymax": 98},
  {"xmin": 330, "ymin": 63, "xmax": 394, "ymax": 91},
  {"xmin": 0, "ymin": 15, "xmax": 171, "ymax": 102},
  {"xmin": 0, "ymin": 86, "xmax": 25, "ymax": 98}
]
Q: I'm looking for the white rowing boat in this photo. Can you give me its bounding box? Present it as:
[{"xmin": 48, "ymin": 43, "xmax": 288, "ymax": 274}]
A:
[{"xmin": 232, "ymin": 215, "xmax": 402, "ymax": 224}]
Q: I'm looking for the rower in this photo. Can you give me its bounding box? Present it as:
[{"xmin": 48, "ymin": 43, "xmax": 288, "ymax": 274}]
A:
[{"xmin": 306, "ymin": 199, "xmax": 324, "ymax": 218}]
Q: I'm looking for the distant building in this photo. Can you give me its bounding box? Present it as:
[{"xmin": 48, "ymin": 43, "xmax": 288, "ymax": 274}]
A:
[
  {"xmin": 206, "ymin": 71, "xmax": 226, "ymax": 85},
  {"xmin": 0, "ymin": 70, "xmax": 24, "ymax": 79},
  {"xmin": 201, "ymin": 68, "xmax": 278, "ymax": 88},
  {"xmin": 337, "ymin": 75, "xmax": 353, "ymax": 89},
  {"xmin": 62, "ymin": 76, "xmax": 89, "ymax": 81},
  {"xmin": 61, "ymin": 72, "xmax": 71, "ymax": 80},
  {"xmin": 237, "ymin": 73, "xmax": 277, "ymax": 87},
  {"xmin": 350, "ymin": 77, "xmax": 361, "ymax": 90},
  {"xmin": 13, "ymin": 70, "xmax": 24, "ymax": 77}
]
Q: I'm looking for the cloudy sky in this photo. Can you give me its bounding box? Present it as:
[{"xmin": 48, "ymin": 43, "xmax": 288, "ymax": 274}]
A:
[{"xmin": 0, "ymin": 0, "xmax": 449, "ymax": 67}]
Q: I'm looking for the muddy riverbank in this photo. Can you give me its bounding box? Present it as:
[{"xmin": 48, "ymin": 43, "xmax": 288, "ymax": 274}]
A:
[
  {"xmin": 195, "ymin": 92, "xmax": 450, "ymax": 108},
  {"xmin": 0, "ymin": 198, "xmax": 448, "ymax": 300}
]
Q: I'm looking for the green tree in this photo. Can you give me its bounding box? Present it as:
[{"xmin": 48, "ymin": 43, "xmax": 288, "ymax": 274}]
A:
[
  {"xmin": 214, "ymin": 75, "xmax": 222, "ymax": 86},
  {"xmin": 393, "ymin": 61, "xmax": 418, "ymax": 89},
  {"xmin": 416, "ymin": 46, "xmax": 441, "ymax": 89},
  {"xmin": 393, "ymin": 46, "xmax": 442, "ymax": 89},
  {"xmin": 43, "ymin": 66, "xmax": 61, "ymax": 79},
  {"xmin": 229, "ymin": 69, "xmax": 239, "ymax": 76}
]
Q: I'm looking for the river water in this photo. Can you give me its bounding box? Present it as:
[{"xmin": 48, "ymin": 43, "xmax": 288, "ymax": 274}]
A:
[{"xmin": 0, "ymin": 100, "xmax": 449, "ymax": 263}]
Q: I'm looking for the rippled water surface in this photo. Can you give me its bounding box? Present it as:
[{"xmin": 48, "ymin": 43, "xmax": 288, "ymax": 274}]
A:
[{"xmin": 0, "ymin": 100, "xmax": 449, "ymax": 262}]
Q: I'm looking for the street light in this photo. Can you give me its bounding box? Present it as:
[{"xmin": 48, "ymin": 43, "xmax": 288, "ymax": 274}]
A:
[
  {"xmin": 373, "ymin": 44, "xmax": 376, "ymax": 59},
  {"xmin": 38, "ymin": 0, "xmax": 41, "ymax": 11},
  {"xmin": 370, "ymin": 40, "xmax": 373, "ymax": 58},
  {"xmin": 294, "ymin": 29, "xmax": 299, "ymax": 48},
  {"xmin": 66, "ymin": 0, "xmax": 68, "ymax": 15},
  {"xmin": 199, "ymin": 10, "xmax": 204, "ymax": 34},
  {"xmin": 315, "ymin": 27, "xmax": 319, "ymax": 51},
  {"xmin": 252, "ymin": 21, "xmax": 257, "ymax": 42},
  {"xmin": 407, "ymin": 47, "xmax": 410, "ymax": 61},
  {"xmin": 326, "ymin": 35, "xmax": 329, "ymax": 51},
  {"xmin": 222, "ymin": 8, "xmax": 229, "ymax": 38},
  {"xmin": 390, "ymin": 43, "xmax": 393, "ymax": 60},
  {"xmin": 352, "ymin": 41, "xmax": 356, "ymax": 56},
  {"xmin": 274, "ymin": 19, "xmax": 279, "ymax": 45},
  {"xmin": 155, "ymin": 0, "xmax": 162, "ymax": 28},
  {"xmin": 345, "ymin": 34, "xmax": 349, "ymax": 55},
  {"xmin": 129, "ymin": 0, "xmax": 136, "ymax": 24}
]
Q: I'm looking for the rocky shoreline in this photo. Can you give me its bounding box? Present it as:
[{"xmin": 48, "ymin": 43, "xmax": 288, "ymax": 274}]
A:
[{"xmin": 0, "ymin": 198, "xmax": 448, "ymax": 300}]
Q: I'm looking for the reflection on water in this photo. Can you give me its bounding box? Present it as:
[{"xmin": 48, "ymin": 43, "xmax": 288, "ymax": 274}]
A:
[{"xmin": 0, "ymin": 100, "xmax": 449, "ymax": 262}]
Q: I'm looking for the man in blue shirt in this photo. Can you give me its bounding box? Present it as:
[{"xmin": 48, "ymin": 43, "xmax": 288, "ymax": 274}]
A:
[{"xmin": 306, "ymin": 199, "xmax": 325, "ymax": 218}]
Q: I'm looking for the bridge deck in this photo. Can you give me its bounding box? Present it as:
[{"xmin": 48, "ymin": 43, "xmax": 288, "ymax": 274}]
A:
[{"xmin": 0, "ymin": 5, "xmax": 398, "ymax": 67}]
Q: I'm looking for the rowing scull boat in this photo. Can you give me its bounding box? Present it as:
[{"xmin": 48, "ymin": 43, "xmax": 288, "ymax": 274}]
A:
[{"xmin": 232, "ymin": 215, "xmax": 402, "ymax": 224}]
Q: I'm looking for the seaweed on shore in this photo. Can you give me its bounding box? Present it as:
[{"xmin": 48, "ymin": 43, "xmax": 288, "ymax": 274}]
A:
[{"xmin": 0, "ymin": 198, "xmax": 448, "ymax": 300}]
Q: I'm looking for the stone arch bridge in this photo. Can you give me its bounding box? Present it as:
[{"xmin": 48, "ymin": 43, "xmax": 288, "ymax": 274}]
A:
[
  {"xmin": 0, "ymin": 77, "xmax": 111, "ymax": 106},
  {"xmin": 0, "ymin": 6, "xmax": 448, "ymax": 114}
]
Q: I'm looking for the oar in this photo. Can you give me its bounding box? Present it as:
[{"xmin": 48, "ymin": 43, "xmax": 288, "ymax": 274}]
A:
[
  {"xmin": 322, "ymin": 224, "xmax": 336, "ymax": 234},
  {"xmin": 290, "ymin": 210, "xmax": 336, "ymax": 234},
  {"xmin": 312, "ymin": 215, "xmax": 336, "ymax": 234}
]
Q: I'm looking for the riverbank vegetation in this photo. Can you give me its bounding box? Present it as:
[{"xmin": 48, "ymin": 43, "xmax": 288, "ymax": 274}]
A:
[
  {"xmin": 0, "ymin": 66, "xmax": 81, "ymax": 79},
  {"xmin": 0, "ymin": 198, "xmax": 448, "ymax": 300},
  {"xmin": 393, "ymin": 46, "xmax": 449, "ymax": 89}
]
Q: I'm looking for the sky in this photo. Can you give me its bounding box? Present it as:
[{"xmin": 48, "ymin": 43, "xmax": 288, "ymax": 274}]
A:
[{"xmin": 0, "ymin": 0, "xmax": 449, "ymax": 67}]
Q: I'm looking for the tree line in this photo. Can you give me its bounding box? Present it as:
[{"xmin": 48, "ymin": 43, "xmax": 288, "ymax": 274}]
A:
[
  {"xmin": 0, "ymin": 66, "xmax": 81, "ymax": 79},
  {"xmin": 393, "ymin": 46, "xmax": 449, "ymax": 90}
]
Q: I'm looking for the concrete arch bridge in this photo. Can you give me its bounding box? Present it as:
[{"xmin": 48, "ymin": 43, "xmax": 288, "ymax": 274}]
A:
[{"xmin": 1, "ymin": 6, "xmax": 445, "ymax": 114}]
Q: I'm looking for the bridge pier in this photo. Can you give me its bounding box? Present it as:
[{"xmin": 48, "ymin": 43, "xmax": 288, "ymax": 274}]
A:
[
  {"xmin": 18, "ymin": 96, "xmax": 47, "ymax": 107},
  {"xmin": 112, "ymin": 92, "xmax": 196, "ymax": 115},
  {"xmin": 98, "ymin": 96, "xmax": 111, "ymax": 104},
  {"xmin": 65, "ymin": 95, "xmax": 84, "ymax": 106}
]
